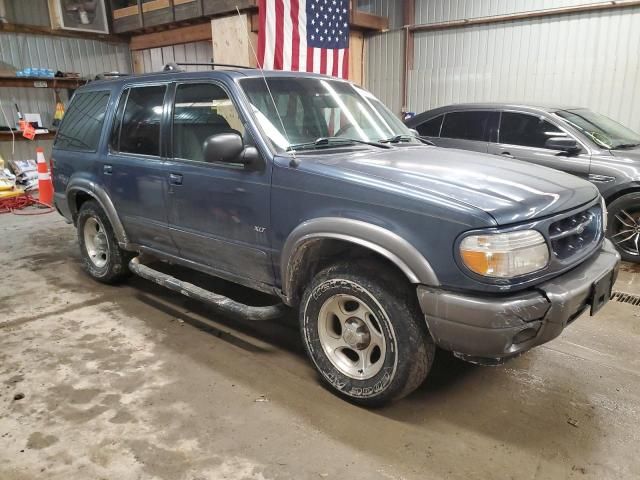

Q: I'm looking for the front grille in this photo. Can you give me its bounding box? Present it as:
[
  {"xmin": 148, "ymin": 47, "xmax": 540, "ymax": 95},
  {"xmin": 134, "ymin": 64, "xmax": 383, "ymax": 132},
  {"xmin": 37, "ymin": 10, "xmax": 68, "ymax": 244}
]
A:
[{"xmin": 548, "ymin": 205, "xmax": 601, "ymax": 260}]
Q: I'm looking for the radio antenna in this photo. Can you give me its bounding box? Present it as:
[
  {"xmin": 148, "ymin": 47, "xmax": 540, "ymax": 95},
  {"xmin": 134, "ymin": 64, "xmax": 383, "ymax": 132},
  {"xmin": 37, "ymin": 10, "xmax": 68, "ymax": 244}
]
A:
[{"xmin": 234, "ymin": 6, "xmax": 297, "ymax": 164}]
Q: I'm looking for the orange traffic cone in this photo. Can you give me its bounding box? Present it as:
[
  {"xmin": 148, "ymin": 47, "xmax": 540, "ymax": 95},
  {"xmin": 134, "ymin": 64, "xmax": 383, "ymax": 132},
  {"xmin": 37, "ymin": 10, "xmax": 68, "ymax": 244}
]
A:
[{"xmin": 36, "ymin": 148, "xmax": 53, "ymax": 207}]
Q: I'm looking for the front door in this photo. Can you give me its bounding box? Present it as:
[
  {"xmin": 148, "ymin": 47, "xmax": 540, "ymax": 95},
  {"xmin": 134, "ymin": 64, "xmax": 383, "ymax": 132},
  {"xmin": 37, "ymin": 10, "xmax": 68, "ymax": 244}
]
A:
[
  {"xmin": 488, "ymin": 111, "xmax": 591, "ymax": 181},
  {"xmin": 104, "ymin": 84, "xmax": 177, "ymax": 255},
  {"xmin": 164, "ymin": 81, "xmax": 273, "ymax": 285}
]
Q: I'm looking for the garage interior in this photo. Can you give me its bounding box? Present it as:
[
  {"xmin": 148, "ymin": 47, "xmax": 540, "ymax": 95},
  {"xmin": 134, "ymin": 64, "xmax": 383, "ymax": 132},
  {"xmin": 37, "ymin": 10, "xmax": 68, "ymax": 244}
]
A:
[{"xmin": 2, "ymin": 1, "xmax": 640, "ymax": 479}]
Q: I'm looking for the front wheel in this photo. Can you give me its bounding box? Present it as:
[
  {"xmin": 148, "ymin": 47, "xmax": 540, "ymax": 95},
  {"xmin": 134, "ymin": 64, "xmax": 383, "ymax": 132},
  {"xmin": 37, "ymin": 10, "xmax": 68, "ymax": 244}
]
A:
[
  {"xmin": 607, "ymin": 192, "xmax": 640, "ymax": 262},
  {"xmin": 300, "ymin": 263, "xmax": 435, "ymax": 407}
]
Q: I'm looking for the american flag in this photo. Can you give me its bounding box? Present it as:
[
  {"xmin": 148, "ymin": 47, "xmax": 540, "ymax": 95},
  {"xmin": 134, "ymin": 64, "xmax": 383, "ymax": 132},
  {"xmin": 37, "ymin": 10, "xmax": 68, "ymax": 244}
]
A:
[{"xmin": 257, "ymin": 0, "xmax": 350, "ymax": 79}]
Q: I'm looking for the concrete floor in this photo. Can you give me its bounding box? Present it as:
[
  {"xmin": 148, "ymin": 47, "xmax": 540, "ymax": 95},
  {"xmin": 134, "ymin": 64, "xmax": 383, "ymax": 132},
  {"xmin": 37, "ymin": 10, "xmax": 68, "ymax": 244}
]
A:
[{"xmin": 1, "ymin": 213, "xmax": 640, "ymax": 480}]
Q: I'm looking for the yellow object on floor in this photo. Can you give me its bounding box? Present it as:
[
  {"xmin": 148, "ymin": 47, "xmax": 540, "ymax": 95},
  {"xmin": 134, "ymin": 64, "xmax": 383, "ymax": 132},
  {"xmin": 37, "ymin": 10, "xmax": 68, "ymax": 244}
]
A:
[{"xmin": 0, "ymin": 188, "xmax": 24, "ymax": 199}]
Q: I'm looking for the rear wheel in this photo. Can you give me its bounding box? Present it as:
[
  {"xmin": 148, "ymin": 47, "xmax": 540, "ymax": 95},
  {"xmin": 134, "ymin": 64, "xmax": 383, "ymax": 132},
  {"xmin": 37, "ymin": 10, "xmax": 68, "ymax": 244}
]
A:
[
  {"xmin": 607, "ymin": 193, "xmax": 640, "ymax": 262},
  {"xmin": 77, "ymin": 200, "xmax": 131, "ymax": 283},
  {"xmin": 300, "ymin": 263, "xmax": 435, "ymax": 406}
]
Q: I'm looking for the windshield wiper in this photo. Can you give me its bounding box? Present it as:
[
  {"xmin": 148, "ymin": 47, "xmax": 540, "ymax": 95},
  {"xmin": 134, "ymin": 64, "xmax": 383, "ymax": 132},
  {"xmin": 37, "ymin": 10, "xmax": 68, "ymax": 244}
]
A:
[
  {"xmin": 286, "ymin": 136, "xmax": 391, "ymax": 152},
  {"xmin": 614, "ymin": 143, "xmax": 640, "ymax": 149},
  {"xmin": 380, "ymin": 134, "xmax": 435, "ymax": 146}
]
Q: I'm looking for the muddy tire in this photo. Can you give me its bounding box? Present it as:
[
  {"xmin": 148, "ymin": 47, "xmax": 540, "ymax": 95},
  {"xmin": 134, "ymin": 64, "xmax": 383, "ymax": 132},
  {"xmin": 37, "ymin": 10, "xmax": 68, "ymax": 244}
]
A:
[
  {"xmin": 300, "ymin": 262, "xmax": 435, "ymax": 407},
  {"xmin": 77, "ymin": 200, "xmax": 131, "ymax": 284}
]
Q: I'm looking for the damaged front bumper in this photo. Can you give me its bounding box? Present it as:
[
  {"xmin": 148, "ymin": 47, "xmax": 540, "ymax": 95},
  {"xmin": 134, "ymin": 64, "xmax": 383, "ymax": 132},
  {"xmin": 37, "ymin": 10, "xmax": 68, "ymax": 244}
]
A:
[{"xmin": 417, "ymin": 239, "xmax": 621, "ymax": 364}]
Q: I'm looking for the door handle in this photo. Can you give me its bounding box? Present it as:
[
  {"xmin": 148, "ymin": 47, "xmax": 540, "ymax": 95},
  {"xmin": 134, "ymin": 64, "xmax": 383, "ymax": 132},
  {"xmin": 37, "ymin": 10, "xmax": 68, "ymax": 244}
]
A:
[
  {"xmin": 103, "ymin": 164, "xmax": 113, "ymax": 175},
  {"xmin": 501, "ymin": 151, "xmax": 514, "ymax": 159},
  {"xmin": 169, "ymin": 173, "xmax": 183, "ymax": 185}
]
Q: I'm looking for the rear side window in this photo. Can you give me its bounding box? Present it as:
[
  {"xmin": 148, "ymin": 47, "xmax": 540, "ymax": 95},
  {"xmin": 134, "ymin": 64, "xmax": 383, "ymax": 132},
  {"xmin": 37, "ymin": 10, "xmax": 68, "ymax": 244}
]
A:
[
  {"xmin": 415, "ymin": 115, "xmax": 443, "ymax": 137},
  {"xmin": 55, "ymin": 91, "xmax": 110, "ymax": 152},
  {"xmin": 112, "ymin": 85, "xmax": 166, "ymax": 157},
  {"xmin": 441, "ymin": 111, "xmax": 491, "ymax": 141},
  {"xmin": 499, "ymin": 112, "xmax": 566, "ymax": 148}
]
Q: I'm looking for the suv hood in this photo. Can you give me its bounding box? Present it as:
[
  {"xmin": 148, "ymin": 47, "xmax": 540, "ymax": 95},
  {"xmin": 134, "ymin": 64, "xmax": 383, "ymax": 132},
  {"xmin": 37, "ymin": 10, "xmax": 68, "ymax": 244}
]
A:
[{"xmin": 308, "ymin": 145, "xmax": 598, "ymax": 226}]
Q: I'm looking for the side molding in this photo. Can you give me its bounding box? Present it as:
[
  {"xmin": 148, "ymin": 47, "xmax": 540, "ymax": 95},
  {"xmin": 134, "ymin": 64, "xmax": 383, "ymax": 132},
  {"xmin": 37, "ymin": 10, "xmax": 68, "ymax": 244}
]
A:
[
  {"xmin": 67, "ymin": 177, "xmax": 129, "ymax": 245},
  {"xmin": 281, "ymin": 217, "xmax": 439, "ymax": 298}
]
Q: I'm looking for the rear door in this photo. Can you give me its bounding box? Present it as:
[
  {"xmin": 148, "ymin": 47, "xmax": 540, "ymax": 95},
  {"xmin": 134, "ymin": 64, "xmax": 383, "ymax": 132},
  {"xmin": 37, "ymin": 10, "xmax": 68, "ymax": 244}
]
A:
[
  {"xmin": 489, "ymin": 111, "xmax": 591, "ymax": 181},
  {"xmin": 164, "ymin": 81, "xmax": 274, "ymax": 285},
  {"xmin": 435, "ymin": 110, "xmax": 497, "ymax": 153},
  {"xmin": 104, "ymin": 84, "xmax": 177, "ymax": 254}
]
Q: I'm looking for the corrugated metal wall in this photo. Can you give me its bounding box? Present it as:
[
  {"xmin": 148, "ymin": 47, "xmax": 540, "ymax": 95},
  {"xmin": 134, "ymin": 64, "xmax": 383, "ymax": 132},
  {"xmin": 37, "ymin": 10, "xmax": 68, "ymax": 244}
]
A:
[
  {"xmin": 409, "ymin": 3, "xmax": 640, "ymax": 131},
  {"xmin": 0, "ymin": 0, "xmax": 131, "ymax": 162},
  {"xmin": 415, "ymin": 0, "xmax": 607, "ymax": 23},
  {"xmin": 134, "ymin": 41, "xmax": 214, "ymax": 73},
  {"xmin": 365, "ymin": 29, "xmax": 405, "ymax": 115},
  {"xmin": 357, "ymin": 0, "xmax": 404, "ymax": 29},
  {"xmin": 364, "ymin": 0, "xmax": 640, "ymax": 133}
]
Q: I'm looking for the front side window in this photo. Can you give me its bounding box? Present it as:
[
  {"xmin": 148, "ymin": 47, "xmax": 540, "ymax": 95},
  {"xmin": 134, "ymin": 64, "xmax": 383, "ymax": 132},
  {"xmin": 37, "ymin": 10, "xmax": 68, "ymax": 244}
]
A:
[
  {"xmin": 499, "ymin": 112, "xmax": 566, "ymax": 149},
  {"xmin": 555, "ymin": 109, "xmax": 640, "ymax": 150},
  {"xmin": 115, "ymin": 85, "xmax": 166, "ymax": 157},
  {"xmin": 172, "ymin": 83, "xmax": 245, "ymax": 163},
  {"xmin": 440, "ymin": 111, "xmax": 491, "ymax": 141},
  {"xmin": 239, "ymin": 77, "xmax": 415, "ymax": 151},
  {"xmin": 55, "ymin": 91, "xmax": 110, "ymax": 152},
  {"xmin": 416, "ymin": 115, "xmax": 443, "ymax": 137}
]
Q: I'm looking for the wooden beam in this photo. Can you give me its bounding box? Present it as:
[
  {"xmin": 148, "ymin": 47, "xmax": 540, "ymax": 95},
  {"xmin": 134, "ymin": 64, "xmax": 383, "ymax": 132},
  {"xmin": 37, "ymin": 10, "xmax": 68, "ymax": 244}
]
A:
[
  {"xmin": 350, "ymin": 8, "xmax": 388, "ymax": 31},
  {"xmin": 0, "ymin": 22, "xmax": 127, "ymax": 44},
  {"xmin": 402, "ymin": 0, "xmax": 415, "ymax": 112},
  {"xmin": 0, "ymin": 76, "xmax": 87, "ymax": 89},
  {"xmin": 129, "ymin": 22, "xmax": 212, "ymax": 50}
]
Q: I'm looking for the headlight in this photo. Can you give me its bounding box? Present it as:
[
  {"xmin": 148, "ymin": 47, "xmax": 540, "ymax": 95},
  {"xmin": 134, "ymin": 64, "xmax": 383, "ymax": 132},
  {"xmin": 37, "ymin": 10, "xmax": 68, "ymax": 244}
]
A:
[
  {"xmin": 460, "ymin": 230, "xmax": 549, "ymax": 278},
  {"xmin": 601, "ymin": 196, "xmax": 608, "ymax": 232}
]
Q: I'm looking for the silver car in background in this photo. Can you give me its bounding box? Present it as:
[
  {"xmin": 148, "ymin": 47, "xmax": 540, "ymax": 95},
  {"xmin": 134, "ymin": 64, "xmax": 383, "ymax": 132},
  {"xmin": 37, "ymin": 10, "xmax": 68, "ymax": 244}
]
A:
[{"xmin": 406, "ymin": 104, "xmax": 640, "ymax": 262}]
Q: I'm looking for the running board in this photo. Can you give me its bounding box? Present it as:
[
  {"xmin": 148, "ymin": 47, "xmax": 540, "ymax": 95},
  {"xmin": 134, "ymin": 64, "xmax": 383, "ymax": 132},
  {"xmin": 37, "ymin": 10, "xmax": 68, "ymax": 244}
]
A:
[{"xmin": 129, "ymin": 257, "xmax": 287, "ymax": 321}]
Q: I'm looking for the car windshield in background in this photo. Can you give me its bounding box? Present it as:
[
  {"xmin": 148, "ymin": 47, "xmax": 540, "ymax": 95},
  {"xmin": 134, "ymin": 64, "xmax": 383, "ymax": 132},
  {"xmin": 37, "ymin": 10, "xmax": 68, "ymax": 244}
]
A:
[
  {"xmin": 239, "ymin": 77, "xmax": 416, "ymax": 151},
  {"xmin": 556, "ymin": 109, "xmax": 640, "ymax": 150}
]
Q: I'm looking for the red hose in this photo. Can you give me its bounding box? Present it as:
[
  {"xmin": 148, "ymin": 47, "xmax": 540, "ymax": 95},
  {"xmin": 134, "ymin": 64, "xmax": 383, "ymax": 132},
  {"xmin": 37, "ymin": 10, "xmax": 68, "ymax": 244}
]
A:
[{"xmin": 0, "ymin": 192, "xmax": 54, "ymax": 215}]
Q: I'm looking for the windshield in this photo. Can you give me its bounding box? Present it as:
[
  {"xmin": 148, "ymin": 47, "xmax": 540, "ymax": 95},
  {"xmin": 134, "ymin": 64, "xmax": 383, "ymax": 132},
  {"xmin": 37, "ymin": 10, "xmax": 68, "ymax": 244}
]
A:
[
  {"xmin": 239, "ymin": 77, "xmax": 416, "ymax": 151},
  {"xmin": 555, "ymin": 109, "xmax": 640, "ymax": 149}
]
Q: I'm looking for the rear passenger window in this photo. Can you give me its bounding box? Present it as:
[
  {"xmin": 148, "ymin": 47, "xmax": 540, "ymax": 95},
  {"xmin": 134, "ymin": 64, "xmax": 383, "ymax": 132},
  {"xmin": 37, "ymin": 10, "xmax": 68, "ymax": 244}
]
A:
[
  {"xmin": 172, "ymin": 83, "xmax": 244, "ymax": 163},
  {"xmin": 116, "ymin": 85, "xmax": 166, "ymax": 157},
  {"xmin": 416, "ymin": 115, "xmax": 443, "ymax": 137},
  {"xmin": 441, "ymin": 111, "xmax": 491, "ymax": 141},
  {"xmin": 55, "ymin": 91, "xmax": 110, "ymax": 152},
  {"xmin": 499, "ymin": 112, "xmax": 566, "ymax": 149}
]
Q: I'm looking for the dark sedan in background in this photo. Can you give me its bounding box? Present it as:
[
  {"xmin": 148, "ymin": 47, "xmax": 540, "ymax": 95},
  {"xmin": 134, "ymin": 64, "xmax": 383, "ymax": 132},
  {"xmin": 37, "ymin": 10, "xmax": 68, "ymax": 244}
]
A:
[{"xmin": 406, "ymin": 104, "xmax": 640, "ymax": 262}]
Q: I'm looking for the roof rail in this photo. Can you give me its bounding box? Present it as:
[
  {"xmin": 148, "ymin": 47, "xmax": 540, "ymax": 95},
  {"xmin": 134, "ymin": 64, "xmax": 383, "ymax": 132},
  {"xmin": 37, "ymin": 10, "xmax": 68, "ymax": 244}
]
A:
[
  {"xmin": 170, "ymin": 62, "xmax": 255, "ymax": 70},
  {"xmin": 94, "ymin": 72, "xmax": 130, "ymax": 80}
]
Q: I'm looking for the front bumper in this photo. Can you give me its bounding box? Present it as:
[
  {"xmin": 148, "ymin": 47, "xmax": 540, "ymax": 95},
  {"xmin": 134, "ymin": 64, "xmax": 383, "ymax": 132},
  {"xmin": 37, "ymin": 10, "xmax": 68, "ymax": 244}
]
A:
[{"xmin": 417, "ymin": 239, "xmax": 620, "ymax": 362}]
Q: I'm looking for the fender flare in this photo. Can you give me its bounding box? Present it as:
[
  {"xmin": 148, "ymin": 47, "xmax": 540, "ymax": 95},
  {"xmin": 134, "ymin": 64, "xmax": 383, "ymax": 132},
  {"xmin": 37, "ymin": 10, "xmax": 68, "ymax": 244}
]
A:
[
  {"xmin": 281, "ymin": 217, "xmax": 439, "ymax": 299},
  {"xmin": 66, "ymin": 177, "xmax": 129, "ymax": 245}
]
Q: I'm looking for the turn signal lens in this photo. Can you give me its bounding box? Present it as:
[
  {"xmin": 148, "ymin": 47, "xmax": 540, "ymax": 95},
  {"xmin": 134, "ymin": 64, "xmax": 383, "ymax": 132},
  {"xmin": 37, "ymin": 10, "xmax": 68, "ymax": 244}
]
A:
[{"xmin": 460, "ymin": 230, "xmax": 549, "ymax": 278}]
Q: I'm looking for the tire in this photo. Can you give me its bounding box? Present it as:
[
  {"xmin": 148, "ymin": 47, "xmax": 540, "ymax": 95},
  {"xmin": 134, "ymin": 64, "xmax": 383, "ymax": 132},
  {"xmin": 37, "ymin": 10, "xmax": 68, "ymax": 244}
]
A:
[
  {"xmin": 77, "ymin": 200, "xmax": 132, "ymax": 283},
  {"xmin": 300, "ymin": 262, "xmax": 435, "ymax": 407},
  {"xmin": 606, "ymin": 192, "xmax": 640, "ymax": 263}
]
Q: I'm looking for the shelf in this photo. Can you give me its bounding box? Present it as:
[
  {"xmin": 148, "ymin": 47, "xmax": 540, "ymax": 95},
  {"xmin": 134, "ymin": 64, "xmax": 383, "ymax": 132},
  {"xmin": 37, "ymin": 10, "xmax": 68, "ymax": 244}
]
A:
[
  {"xmin": 0, "ymin": 132, "xmax": 57, "ymax": 142},
  {"xmin": 0, "ymin": 76, "xmax": 87, "ymax": 89}
]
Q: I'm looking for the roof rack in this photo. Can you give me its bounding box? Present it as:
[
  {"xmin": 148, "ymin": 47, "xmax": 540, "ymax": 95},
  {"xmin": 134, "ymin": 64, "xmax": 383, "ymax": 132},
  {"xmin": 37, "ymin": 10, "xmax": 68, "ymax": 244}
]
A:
[
  {"xmin": 94, "ymin": 72, "xmax": 130, "ymax": 80},
  {"xmin": 162, "ymin": 62, "xmax": 255, "ymax": 72}
]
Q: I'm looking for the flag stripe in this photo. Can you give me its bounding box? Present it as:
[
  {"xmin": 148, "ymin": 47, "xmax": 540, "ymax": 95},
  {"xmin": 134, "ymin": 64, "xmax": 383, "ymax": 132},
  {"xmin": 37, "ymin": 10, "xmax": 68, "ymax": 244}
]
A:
[
  {"xmin": 257, "ymin": 0, "xmax": 267, "ymax": 67},
  {"xmin": 283, "ymin": 0, "xmax": 293, "ymax": 70},
  {"xmin": 290, "ymin": 0, "xmax": 300, "ymax": 71},
  {"xmin": 274, "ymin": 0, "xmax": 285, "ymax": 70},
  {"xmin": 332, "ymin": 49, "xmax": 339, "ymax": 77}
]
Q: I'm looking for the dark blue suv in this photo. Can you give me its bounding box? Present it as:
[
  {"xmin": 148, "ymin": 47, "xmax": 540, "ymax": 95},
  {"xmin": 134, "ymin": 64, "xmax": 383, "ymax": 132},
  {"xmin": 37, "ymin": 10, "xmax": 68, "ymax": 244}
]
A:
[{"xmin": 53, "ymin": 69, "xmax": 620, "ymax": 405}]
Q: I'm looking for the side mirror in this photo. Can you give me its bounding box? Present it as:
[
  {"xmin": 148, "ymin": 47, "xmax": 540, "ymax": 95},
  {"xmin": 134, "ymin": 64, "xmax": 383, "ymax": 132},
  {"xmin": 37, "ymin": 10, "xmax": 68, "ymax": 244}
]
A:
[
  {"xmin": 203, "ymin": 133, "xmax": 263, "ymax": 169},
  {"xmin": 545, "ymin": 137, "xmax": 580, "ymax": 154},
  {"xmin": 203, "ymin": 132, "xmax": 244, "ymax": 163}
]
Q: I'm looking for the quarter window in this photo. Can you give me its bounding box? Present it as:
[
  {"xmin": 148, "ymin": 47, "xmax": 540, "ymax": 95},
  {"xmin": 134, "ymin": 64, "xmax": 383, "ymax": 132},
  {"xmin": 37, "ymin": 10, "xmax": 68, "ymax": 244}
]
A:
[
  {"xmin": 440, "ymin": 111, "xmax": 492, "ymax": 141},
  {"xmin": 416, "ymin": 115, "xmax": 443, "ymax": 137},
  {"xmin": 55, "ymin": 91, "xmax": 110, "ymax": 152},
  {"xmin": 499, "ymin": 112, "xmax": 566, "ymax": 149},
  {"xmin": 172, "ymin": 83, "xmax": 245, "ymax": 163},
  {"xmin": 115, "ymin": 85, "xmax": 166, "ymax": 157}
]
